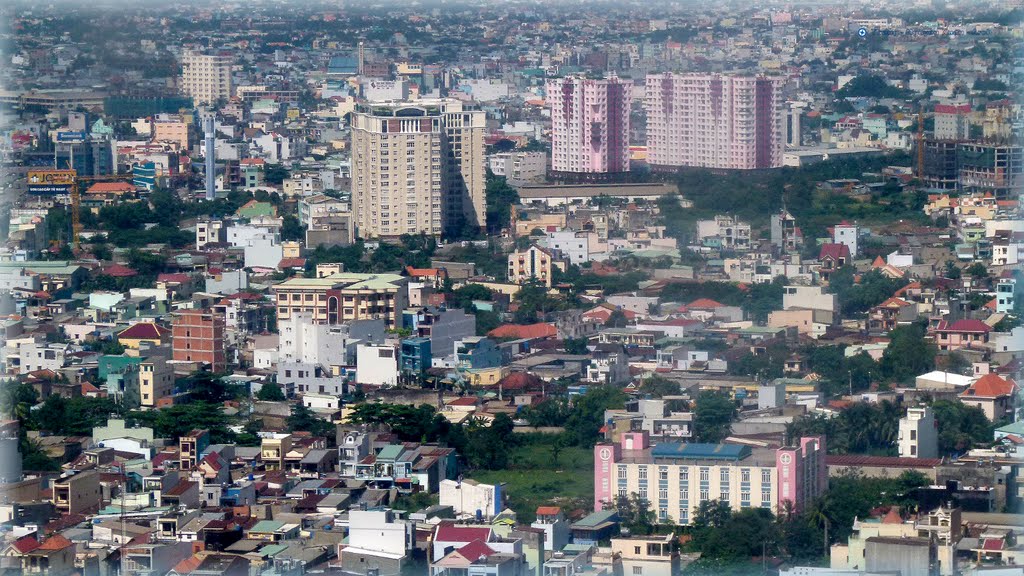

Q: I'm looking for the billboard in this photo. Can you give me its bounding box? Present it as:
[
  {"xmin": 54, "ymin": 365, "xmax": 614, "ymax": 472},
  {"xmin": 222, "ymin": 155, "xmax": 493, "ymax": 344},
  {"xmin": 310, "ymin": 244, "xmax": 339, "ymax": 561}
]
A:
[
  {"xmin": 28, "ymin": 170, "xmax": 76, "ymax": 194},
  {"xmin": 56, "ymin": 131, "xmax": 87, "ymax": 142}
]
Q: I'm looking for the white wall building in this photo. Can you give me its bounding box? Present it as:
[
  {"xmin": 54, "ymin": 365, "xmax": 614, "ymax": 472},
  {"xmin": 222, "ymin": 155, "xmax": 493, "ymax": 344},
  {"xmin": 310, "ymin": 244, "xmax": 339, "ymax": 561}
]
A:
[
  {"xmin": 438, "ymin": 479, "xmax": 503, "ymax": 520},
  {"xmin": 356, "ymin": 343, "xmax": 399, "ymax": 386},
  {"xmin": 898, "ymin": 406, "xmax": 938, "ymax": 459}
]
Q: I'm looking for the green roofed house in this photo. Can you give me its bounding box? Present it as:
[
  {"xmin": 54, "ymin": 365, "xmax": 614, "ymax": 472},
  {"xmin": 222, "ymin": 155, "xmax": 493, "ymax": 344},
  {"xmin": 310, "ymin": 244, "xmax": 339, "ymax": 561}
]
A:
[
  {"xmin": 570, "ymin": 509, "xmax": 620, "ymax": 545},
  {"xmin": 247, "ymin": 520, "xmax": 300, "ymax": 542}
]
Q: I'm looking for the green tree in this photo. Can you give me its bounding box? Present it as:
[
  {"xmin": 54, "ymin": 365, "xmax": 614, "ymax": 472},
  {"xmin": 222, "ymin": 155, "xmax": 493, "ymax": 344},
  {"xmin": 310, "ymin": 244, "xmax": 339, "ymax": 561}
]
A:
[
  {"xmin": 879, "ymin": 322, "xmax": 936, "ymax": 383},
  {"xmin": 637, "ymin": 375, "xmax": 681, "ymax": 398},
  {"xmin": 256, "ymin": 382, "xmax": 286, "ymax": 402},
  {"xmin": 484, "ymin": 172, "xmax": 519, "ymax": 235},
  {"xmin": 264, "ymin": 164, "xmax": 290, "ymax": 185},
  {"xmin": 563, "ymin": 337, "xmax": 590, "ymax": 355},
  {"xmin": 931, "ymin": 399, "xmax": 993, "ymax": 454},
  {"xmin": 286, "ymin": 403, "xmax": 335, "ymax": 443},
  {"xmin": 693, "ymin": 392, "xmax": 736, "ymax": 443},
  {"xmin": 280, "ymin": 214, "xmax": 305, "ymax": 242}
]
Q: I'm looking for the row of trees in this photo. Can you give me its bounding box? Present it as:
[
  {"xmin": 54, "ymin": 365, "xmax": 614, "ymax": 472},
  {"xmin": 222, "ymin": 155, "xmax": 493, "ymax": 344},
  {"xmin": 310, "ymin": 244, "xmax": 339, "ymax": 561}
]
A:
[{"xmin": 787, "ymin": 398, "xmax": 993, "ymax": 456}]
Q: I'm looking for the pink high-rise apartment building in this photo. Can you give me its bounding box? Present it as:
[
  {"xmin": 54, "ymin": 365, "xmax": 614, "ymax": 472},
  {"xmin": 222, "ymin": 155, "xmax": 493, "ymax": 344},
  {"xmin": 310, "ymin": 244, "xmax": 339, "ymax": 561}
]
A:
[
  {"xmin": 645, "ymin": 73, "xmax": 784, "ymax": 170},
  {"xmin": 547, "ymin": 76, "xmax": 631, "ymax": 177}
]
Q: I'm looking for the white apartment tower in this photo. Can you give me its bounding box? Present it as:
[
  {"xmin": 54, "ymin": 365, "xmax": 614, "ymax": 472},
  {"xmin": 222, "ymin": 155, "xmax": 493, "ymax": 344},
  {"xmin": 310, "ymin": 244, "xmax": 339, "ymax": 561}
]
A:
[
  {"xmin": 180, "ymin": 50, "xmax": 233, "ymax": 105},
  {"xmin": 645, "ymin": 73, "xmax": 785, "ymax": 170},
  {"xmin": 351, "ymin": 99, "xmax": 486, "ymax": 238},
  {"xmin": 546, "ymin": 76, "xmax": 631, "ymax": 176},
  {"xmin": 898, "ymin": 406, "xmax": 938, "ymax": 459}
]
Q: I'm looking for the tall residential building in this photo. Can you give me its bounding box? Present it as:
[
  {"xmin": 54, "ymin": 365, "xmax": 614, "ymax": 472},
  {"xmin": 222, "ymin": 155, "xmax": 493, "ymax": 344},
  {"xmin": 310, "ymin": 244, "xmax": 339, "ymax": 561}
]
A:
[
  {"xmin": 171, "ymin": 309, "xmax": 226, "ymax": 372},
  {"xmin": 180, "ymin": 50, "xmax": 233, "ymax": 105},
  {"xmin": 351, "ymin": 99, "xmax": 485, "ymax": 238},
  {"xmin": 594, "ymin": 432, "xmax": 827, "ymax": 525},
  {"xmin": 645, "ymin": 73, "xmax": 784, "ymax": 170},
  {"xmin": 546, "ymin": 76, "xmax": 630, "ymax": 176}
]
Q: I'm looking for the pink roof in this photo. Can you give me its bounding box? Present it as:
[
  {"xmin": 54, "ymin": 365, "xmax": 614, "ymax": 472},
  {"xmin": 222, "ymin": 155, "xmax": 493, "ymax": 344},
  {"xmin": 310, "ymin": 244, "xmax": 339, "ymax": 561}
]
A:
[
  {"xmin": 435, "ymin": 524, "xmax": 492, "ymax": 544},
  {"xmin": 934, "ymin": 104, "xmax": 972, "ymax": 115}
]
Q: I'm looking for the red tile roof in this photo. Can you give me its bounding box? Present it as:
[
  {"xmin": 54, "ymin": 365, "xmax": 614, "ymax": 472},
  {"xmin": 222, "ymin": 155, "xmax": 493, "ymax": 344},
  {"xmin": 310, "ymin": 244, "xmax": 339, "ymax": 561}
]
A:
[
  {"xmin": 102, "ymin": 264, "xmax": 138, "ymax": 278},
  {"xmin": 157, "ymin": 273, "xmax": 192, "ymax": 284},
  {"xmin": 487, "ymin": 323, "xmax": 556, "ymax": 340},
  {"xmin": 86, "ymin": 182, "xmax": 135, "ymax": 194},
  {"xmin": 819, "ymin": 243, "xmax": 851, "ymax": 262},
  {"xmin": 493, "ymin": 372, "xmax": 546, "ymax": 391},
  {"xmin": 278, "ymin": 258, "xmax": 306, "ymax": 269},
  {"xmin": 935, "ymin": 319, "xmax": 991, "ymax": 333},
  {"xmin": 12, "ymin": 536, "xmax": 40, "ymax": 554},
  {"xmin": 687, "ymin": 298, "xmax": 724, "ymax": 309},
  {"xmin": 982, "ymin": 538, "xmax": 1005, "ymax": 551},
  {"xmin": 37, "ymin": 535, "xmax": 73, "ymax": 551},
  {"xmin": 961, "ymin": 373, "xmax": 1018, "ymax": 399},
  {"xmin": 447, "ymin": 397, "xmax": 478, "ymax": 407},
  {"xmin": 456, "ymin": 540, "xmax": 496, "ymax": 562},
  {"xmin": 825, "ymin": 455, "xmax": 942, "ymax": 468},
  {"xmin": 536, "ymin": 506, "xmax": 561, "ymax": 516}
]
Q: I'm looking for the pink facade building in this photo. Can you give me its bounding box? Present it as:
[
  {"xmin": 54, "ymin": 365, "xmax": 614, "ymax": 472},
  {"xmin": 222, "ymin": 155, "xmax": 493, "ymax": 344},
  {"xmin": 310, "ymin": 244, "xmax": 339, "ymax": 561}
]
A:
[
  {"xmin": 594, "ymin": 431, "xmax": 826, "ymax": 525},
  {"xmin": 645, "ymin": 73, "xmax": 785, "ymax": 170},
  {"xmin": 547, "ymin": 76, "xmax": 631, "ymax": 176}
]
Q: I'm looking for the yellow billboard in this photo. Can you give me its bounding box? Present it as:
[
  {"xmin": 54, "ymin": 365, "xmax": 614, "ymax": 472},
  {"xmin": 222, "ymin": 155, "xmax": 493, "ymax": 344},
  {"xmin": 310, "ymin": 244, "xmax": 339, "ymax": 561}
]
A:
[{"xmin": 28, "ymin": 170, "xmax": 76, "ymax": 194}]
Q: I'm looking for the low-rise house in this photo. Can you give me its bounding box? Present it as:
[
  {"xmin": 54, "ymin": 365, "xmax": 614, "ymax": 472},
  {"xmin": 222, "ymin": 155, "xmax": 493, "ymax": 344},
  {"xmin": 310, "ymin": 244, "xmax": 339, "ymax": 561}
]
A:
[
  {"xmin": 931, "ymin": 319, "xmax": 992, "ymax": 351},
  {"xmin": 959, "ymin": 373, "xmax": 1019, "ymax": 422},
  {"xmin": 868, "ymin": 297, "xmax": 918, "ymax": 333}
]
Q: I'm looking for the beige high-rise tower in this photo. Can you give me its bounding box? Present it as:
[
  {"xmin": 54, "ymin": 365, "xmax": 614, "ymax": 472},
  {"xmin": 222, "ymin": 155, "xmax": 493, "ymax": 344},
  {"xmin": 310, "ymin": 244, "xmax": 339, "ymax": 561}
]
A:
[
  {"xmin": 180, "ymin": 50, "xmax": 233, "ymax": 105},
  {"xmin": 351, "ymin": 99, "xmax": 485, "ymax": 239}
]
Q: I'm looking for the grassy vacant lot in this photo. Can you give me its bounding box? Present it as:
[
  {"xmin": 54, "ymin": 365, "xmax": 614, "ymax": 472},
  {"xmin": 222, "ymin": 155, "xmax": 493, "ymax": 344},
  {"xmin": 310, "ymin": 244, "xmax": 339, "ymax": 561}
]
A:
[{"xmin": 466, "ymin": 441, "xmax": 594, "ymax": 525}]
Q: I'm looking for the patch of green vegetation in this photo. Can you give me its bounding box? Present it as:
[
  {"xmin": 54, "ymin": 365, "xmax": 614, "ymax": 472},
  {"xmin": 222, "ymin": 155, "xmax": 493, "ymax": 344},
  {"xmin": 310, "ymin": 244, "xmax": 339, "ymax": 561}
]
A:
[{"xmin": 465, "ymin": 441, "xmax": 594, "ymax": 524}]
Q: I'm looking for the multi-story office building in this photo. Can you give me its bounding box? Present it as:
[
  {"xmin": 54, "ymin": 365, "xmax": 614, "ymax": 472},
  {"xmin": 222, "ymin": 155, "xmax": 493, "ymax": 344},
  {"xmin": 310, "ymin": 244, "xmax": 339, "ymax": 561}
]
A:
[
  {"xmin": 351, "ymin": 99, "xmax": 485, "ymax": 238},
  {"xmin": 271, "ymin": 273, "xmax": 409, "ymax": 328},
  {"xmin": 594, "ymin": 432, "xmax": 826, "ymax": 525},
  {"xmin": 645, "ymin": 73, "xmax": 784, "ymax": 170},
  {"xmin": 180, "ymin": 50, "xmax": 233, "ymax": 105},
  {"xmin": 171, "ymin": 309, "xmax": 226, "ymax": 372},
  {"xmin": 546, "ymin": 76, "xmax": 630, "ymax": 177}
]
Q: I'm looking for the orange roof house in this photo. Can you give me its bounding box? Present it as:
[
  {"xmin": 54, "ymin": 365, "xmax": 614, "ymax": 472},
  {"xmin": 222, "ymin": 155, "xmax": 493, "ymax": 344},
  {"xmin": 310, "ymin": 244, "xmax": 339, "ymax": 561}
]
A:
[{"xmin": 959, "ymin": 373, "xmax": 1019, "ymax": 422}]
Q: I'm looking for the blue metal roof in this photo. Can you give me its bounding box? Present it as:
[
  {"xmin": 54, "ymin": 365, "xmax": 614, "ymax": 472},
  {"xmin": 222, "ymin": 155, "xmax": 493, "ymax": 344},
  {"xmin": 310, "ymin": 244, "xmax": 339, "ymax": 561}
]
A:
[{"xmin": 651, "ymin": 443, "xmax": 751, "ymax": 461}]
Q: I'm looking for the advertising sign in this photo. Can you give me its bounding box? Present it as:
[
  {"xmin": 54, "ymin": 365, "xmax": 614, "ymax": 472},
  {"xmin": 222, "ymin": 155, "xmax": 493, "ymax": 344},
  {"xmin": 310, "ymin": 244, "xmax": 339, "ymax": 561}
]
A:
[
  {"xmin": 28, "ymin": 170, "xmax": 76, "ymax": 194},
  {"xmin": 56, "ymin": 131, "xmax": 87, "ymax": 142}
]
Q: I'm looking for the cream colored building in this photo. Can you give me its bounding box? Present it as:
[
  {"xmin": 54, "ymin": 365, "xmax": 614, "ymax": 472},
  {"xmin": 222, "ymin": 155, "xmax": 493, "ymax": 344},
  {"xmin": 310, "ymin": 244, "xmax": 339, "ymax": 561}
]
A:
[
  {"xmin": 351, "ymin": 99, "xmax": 485, "ymax": 238},
  {"xmin": 595, "ymin": 432, "xmax": 827, "ymax": 526},
  {"xmin": 507, "ymin": 245, "xmax": 567, "ymax": 287},
  {"xmin": 271, "ymin": 273, "xmax": 408, "ymax": 329},
  {"xmin": 261, "ymin": 434, "xmax": 293, "ymax": 471},
  {"xmin": 831, "ymin": 505, "xmax": 959, "ymax": 576},
  {"xmin": 611, "ymin": 534, "xmax": 679, "ymax": 576},
  {"xmin": 152, "ymin": 118, "xmax": 190, "ymax": 150},
  {"xmin": 180, "ymin": 50, "xmax": 233, "ymax": 104}
]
